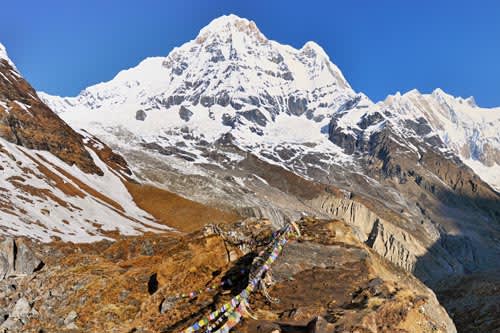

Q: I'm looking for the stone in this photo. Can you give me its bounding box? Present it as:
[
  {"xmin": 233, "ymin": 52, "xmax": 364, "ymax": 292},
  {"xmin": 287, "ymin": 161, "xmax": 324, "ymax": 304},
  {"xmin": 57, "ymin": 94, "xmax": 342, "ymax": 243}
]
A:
[
  {"xmin": 0, "ymin": 317, "xmax": 22, "ymax": 332},
  {"xmin": 200, "ymin": 96, "xmax": 214, "ymax": 107},
  {"xmin": 159, "ymin": 297, "xmax": 177, "ymax": 314},
  {"xmin": 216, "ymin": 92, "xmax": 230, "ymax": 107},
  {"xmin": 135, "ymin": 110, "xmax": 147, "ymax": 121},
  {"xmin": 11, "ymin": 297, "xmax": 31, "ymax": 319},
  {"xmin": 0, "ymin": 310, "xmax": 7, "ymax": 325},
  {"xmin": 306, "ymin": 316, "xmax": 334, "ymax": 333},
  {"xmin": 14, "ymin": 239, "xmax": 43, "ymax": 275},
  {"xmin": 287, "ymin": 96, "xmax": 308, "ymax": 116},
  {"xmin": 66, "ymin": 322, "xmax": 79, "ymax": 330},
  {"xmin": 179, "ymin": 106, "xmax": 193, "ymax": 122},
  {"xmin": 64, "ymin": 310, "xmax": 78, "ymax": 327},
  {"xmin": 238, "ymin": 109, "xmax": 268, "ymax": 127},
  {"xmin": 222, "ymin": 113, "xmax": 236, "ymax": 128}
]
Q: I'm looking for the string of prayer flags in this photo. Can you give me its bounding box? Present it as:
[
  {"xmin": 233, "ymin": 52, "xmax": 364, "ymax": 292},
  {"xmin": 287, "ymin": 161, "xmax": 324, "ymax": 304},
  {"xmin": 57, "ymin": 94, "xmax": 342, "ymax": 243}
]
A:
[{"xmin": 181, "ymin": 222, "xmax": 300, "ymax": 333}]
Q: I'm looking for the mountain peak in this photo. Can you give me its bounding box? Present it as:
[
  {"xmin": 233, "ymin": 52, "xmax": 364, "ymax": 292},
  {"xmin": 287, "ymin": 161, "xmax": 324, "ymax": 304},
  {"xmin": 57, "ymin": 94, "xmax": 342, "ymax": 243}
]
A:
[
  {"xmin": 431, "ymin": 87, "xmax": 450, "ymax": 99},
  {"xmin": 0, "ymin": 42, "xmax": 16, "ymax": 70},
  {"xmin": 204, "ymin": 13, "xmax": 250, "ymax": 26},
  {"xmin": 301, "ymin": 41, "xmax": 329, "ymax": 59},
  {"xmin": 195, "ymin": 14, "xmax": 267, "ymax": 43},
  {"xmin": 431, "ymin": 88, "xmax": 478, "ymax": 108}
]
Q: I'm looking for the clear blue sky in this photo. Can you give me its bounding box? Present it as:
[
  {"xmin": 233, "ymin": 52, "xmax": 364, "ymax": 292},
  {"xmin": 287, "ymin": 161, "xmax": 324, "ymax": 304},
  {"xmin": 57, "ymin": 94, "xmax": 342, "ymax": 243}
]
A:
[{"xmin": 1, "ymin": 1, "xmax": 499, "ymax": 106}]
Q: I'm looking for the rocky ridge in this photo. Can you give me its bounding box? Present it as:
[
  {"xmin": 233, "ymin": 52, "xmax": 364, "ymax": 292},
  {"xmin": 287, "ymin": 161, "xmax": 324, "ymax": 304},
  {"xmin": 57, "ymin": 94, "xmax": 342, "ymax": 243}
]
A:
[{"xmin": 0, "ymin": 217, "xmax": 456, "ymax": 332}]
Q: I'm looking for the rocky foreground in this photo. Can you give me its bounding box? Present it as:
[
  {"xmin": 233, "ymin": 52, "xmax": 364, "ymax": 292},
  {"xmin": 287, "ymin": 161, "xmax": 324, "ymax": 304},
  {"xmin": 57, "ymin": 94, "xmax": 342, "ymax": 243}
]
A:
[{"xmin": 0, "ymin": 218, "xmax": 456, "ymax": 333}]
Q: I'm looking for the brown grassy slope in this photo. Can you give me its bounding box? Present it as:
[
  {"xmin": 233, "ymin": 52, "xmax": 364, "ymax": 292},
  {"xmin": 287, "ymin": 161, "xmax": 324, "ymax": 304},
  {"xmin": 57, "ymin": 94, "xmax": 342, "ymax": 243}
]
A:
[{"xmin": 124, "ymin": 181, "xmax": 240, "ymax": 232}]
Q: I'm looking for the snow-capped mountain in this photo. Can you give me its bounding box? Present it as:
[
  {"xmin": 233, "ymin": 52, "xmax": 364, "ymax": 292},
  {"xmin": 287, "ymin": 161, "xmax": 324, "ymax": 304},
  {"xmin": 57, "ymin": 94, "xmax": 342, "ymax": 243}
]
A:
[
  {"xmin": 40, "ymin": 15, "xmax": 360, "ymax": 182},
  {"xmin": 39, "ymin": 15, "xmax": 500, "ymax": 284},
  {"xmin": 40, "ymin": 15, "xmax": 499, "ymax": 192},
  {"xmin": 2, "ymin": 16, "xmax": 498, "ymax": 333},
  {"xmin": 329, "ymin": 88, "xmax": 500, "ymax": 190},
  {"xmin": 40, "ymin": 14, "xmax": 352, "ymax": 119},
  {"xmin": 0, "ymin": 42, "xmax": 169, "ymax": 242}
]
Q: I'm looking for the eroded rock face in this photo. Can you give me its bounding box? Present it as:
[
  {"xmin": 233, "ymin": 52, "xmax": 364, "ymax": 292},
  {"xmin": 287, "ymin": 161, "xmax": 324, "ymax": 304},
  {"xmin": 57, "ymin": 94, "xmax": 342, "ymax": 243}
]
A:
[
  {"xmin": 0, "ymin": 218, "xmax": 456, "ymax": 333},
  {"xmin": 325, "ymin": 105, "xmax": 500, "ymax": 283},
  {"xmin": 310, "ymin": 196, "xmax": 424, "ymax": 273}
]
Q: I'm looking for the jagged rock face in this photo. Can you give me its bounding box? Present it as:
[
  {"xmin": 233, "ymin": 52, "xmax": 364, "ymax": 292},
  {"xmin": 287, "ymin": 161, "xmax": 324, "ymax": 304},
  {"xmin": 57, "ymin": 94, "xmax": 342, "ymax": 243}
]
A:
[
  {"xmin": 326, "ymin": 91, "xmax": 500, "ymax": 283},
  {"xmin": 0, "ymin": 218, "xmax": 456, "ymax": 332},
  {"xmin": 0, "ymin": 57, "xmax": 101, "ymax": 175},
  {"xmin": 341, "ymin": 119, "xmax": 500, "ymax": 218}
]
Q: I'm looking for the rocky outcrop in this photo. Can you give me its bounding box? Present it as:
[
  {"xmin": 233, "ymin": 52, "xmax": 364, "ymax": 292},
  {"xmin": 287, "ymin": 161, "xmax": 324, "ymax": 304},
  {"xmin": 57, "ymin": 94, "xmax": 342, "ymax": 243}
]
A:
[
  {"xmin": 310, "ymin": 196, "xmax": 425, "ymax": 273},
  {"xmin": 178, "ymin": 105, "xmax": 193, "ymax": 121},
  {"xmin": 0, "ymin": 238, "xmax": 43, "ymax": 280},
  {"xmin": 0, "ymin": 218, "xmax": 456, "ymax": 332},
  {"xmin": 241, "ymin": 218, "xmax": 456, "ymax": 333}
]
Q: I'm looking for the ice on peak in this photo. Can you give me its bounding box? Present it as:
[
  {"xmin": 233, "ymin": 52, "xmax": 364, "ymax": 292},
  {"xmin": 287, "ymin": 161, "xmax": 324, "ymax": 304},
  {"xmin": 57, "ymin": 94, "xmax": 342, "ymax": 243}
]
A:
[
  {"xmin": 196, "ymin": 14, "xmax": 266, "ymax": 42},
  {"xmin": 0, "ymin": 42, "xmax": 9, "ymax": 61},
  {"xmin": 405, "ymin": 88, "xmax": 421, "ymax": 96},
  {"xmin": 204, "ymin": 14, "xmax": 250, "ymax": 27},
  {"xmin": 432, "ymin": 88, "xmax": 479, "ymax": 108},
  {"xmin": 464, "ymin": 96, "xmax": 477, "ymax": 108},
  {"xmin": 384, "ymin": 90, "xmax": 416, "ymax": 103},
  {"xmin": 431, "ymin": 87, "xmax": 449, "ymax": 98},
  {"xmin": 301, "ymin": 41, "xmax": 329, "ymax": 59}
]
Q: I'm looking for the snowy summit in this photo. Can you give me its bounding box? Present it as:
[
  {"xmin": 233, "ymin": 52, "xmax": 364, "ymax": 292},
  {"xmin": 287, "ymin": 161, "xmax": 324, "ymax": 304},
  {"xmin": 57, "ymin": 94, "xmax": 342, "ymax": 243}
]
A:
[{"xmin": 40, "ymin": 14, "xmax": 500, "ymax": 191}]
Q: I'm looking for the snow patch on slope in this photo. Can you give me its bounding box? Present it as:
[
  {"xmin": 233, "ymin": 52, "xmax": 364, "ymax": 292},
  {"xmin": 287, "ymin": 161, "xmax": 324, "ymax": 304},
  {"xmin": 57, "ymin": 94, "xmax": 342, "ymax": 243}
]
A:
[{"xmin": 0, "ymin": 137, "xmax": 170, "ymax": 243}]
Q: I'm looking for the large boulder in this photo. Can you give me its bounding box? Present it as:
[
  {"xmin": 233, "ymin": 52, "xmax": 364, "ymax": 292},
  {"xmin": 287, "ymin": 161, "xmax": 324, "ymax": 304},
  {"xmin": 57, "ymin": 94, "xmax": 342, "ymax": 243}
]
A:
[
  {"xmin": 0, "ymin": 238, "xmax": 43, "ymax": 280},
  {"xmin": 0, "ymin": 238, "xmax": 15, "ymax": 280}
]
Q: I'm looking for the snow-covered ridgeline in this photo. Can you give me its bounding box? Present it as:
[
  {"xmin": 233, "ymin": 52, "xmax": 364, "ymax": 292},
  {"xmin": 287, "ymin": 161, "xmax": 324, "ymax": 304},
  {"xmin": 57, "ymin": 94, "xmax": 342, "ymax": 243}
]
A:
[{"xmin": 38, "ymin": 14, "xmax": 500, "ymax": 191}]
